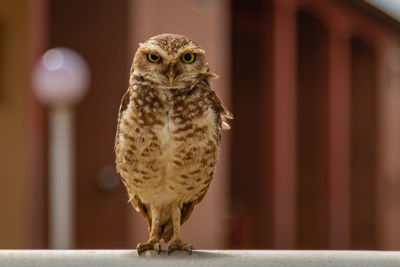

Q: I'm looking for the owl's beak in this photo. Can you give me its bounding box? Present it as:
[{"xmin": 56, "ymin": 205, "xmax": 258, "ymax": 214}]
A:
[{"xmin": 167, "ymin": 65, "xmax": 175, "ymax": 84}]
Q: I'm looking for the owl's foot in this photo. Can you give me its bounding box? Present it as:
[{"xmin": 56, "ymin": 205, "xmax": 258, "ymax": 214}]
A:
[
  {"xmin": 137, "ymin": 242, "xmax": 161, "ymax": 255},
  {"xmin": 167, "ymin": 242, "xmax": 193, "ymax": 255}
]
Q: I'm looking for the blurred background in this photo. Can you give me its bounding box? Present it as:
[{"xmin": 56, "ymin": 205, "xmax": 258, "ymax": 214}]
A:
[{"xmin": 1, "ymin": 0, "xmax": 400, "ymax": 250}]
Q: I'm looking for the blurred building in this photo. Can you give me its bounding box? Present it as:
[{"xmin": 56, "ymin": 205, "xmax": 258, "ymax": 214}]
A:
[
  {"xmin": 232, "ymin": 0, "xmax": 400, "ymax": 250},
  {"xmin": 0, "ymin": 0, "xmax": 400, "ymax": 250}
]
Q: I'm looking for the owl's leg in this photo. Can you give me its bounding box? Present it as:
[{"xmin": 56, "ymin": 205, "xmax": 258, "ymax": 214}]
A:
[
  {"xmin": 167, "ymin": 205, "xmax": 193, "ymax": 255},
  {"xmin": 137, "ymin": 206, "xmax": 162, "ymax": 255}
]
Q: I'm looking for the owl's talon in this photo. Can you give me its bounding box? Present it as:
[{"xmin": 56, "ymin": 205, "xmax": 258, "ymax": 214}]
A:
[
  {"xmin": 136, "ymin": 242, "xmax": 161, "ymax": 255},
  {"xmin": 167, "ymin": 242, "xmax": 193, "ymax": 255}
]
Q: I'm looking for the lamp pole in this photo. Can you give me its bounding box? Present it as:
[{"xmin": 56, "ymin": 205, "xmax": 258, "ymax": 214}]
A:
[
  {"xmin": 48, "ymin": 104, "xmax": 75, "ymax": 249},
  {"xmin": 33, "ymin": 48, "xmax": 90, "ymax": 249}
]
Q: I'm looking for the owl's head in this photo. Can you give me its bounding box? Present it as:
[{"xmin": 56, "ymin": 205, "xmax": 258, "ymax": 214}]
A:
[{"xmin": 131, "ymin": 33, "xmax": 215, "ymax": 89}]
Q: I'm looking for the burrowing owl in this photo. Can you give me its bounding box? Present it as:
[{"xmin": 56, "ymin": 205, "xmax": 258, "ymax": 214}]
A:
[{"xmin": 115, "ymin": 33, "xmax": 232, "ymax": 255}]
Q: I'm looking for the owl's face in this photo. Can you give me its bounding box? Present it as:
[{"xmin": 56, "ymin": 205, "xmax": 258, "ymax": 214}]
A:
[{"xmin": 131, "ymin": 34, "xmax": 213, "ymax": 89}]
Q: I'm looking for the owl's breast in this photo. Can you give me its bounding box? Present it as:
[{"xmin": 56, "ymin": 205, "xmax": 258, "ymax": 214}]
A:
[
  {"xmin": 116, "ymin": 93, "xmax": 220, "ymax": 206},
  {"xmin": 164, "ymin": 105, "xmax": 219, "ymax": 203}
]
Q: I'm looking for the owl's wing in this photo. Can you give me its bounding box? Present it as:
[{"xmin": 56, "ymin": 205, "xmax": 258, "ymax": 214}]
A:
[
  {"xmin": 209, "ymin": 90, "xmax": 233, "ymax": 130},
  {"xmin": 221, "ymin": 109, "xmax": 234, "ymax": 130},
  {"xmin": 180, "ymin": 202, "xmax": 195, "ymax": 224},
  {"xmin": 174, "ymin": 87, "xmax": 232, "ymax": 223},
  {"xmin": 117, "ymin": 88, "xmax": 131, "ymax": 123},
  {"xmin": 115, "ymin": 88, "xmax": 131, "ymax": 146},
  {"xmin": 180, "ymin": 185, "xmax": 210, "ymax": 225},
  {"xmin": 115, "ymin": 88, "xmax": 130, "ymax": 157},
  {"xmin": 115, "ymin": 88, "xmax": 131, "ymax": 149},
  {"xmin": 115, "ymin": 88, "xmax": 142, "ymax": 212},
  {"xmin": 115, "ymin": 88, "xmax": 152, "ymax": 223}
]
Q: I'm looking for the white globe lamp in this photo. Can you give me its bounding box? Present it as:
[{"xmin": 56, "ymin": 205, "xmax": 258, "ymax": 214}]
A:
[{"xmin": 32, "ymin": 48, "xmax": 90, "ymax": 249}]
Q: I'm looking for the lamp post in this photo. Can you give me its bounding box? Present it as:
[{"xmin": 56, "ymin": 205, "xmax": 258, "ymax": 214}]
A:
[{"xmin": 32, "ymin": 48, "xmax": 90, "ymax": 249}]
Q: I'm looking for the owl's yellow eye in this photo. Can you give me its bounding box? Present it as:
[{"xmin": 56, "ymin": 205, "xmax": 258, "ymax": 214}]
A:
[
  {"xmin": 181, "ymin": 53, "xmax": 196, "ymax": 63},
  {"xmin": 147, "ymin": 54, "xmax": 160, "ymax": 63}
]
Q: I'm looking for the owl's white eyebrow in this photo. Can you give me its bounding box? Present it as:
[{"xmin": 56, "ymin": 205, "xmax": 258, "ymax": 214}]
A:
[
  {"xmin": 147, "ymin": 42, "xmax": 158, "ymax": 49},
  {"xmin": 178, "ymin": 47, "xmax": 204, "ymax": 54}
]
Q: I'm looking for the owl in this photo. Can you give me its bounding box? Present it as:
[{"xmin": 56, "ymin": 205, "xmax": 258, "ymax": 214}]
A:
[{"xmin": 115, "ymin": 33, "xmax": 232, "ymax": 255}]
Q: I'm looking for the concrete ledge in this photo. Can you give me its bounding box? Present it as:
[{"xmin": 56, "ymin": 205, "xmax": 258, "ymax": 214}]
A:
[{"xmin": 1, "ymin": 250, "xmax": 400, "ymax": 267}]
